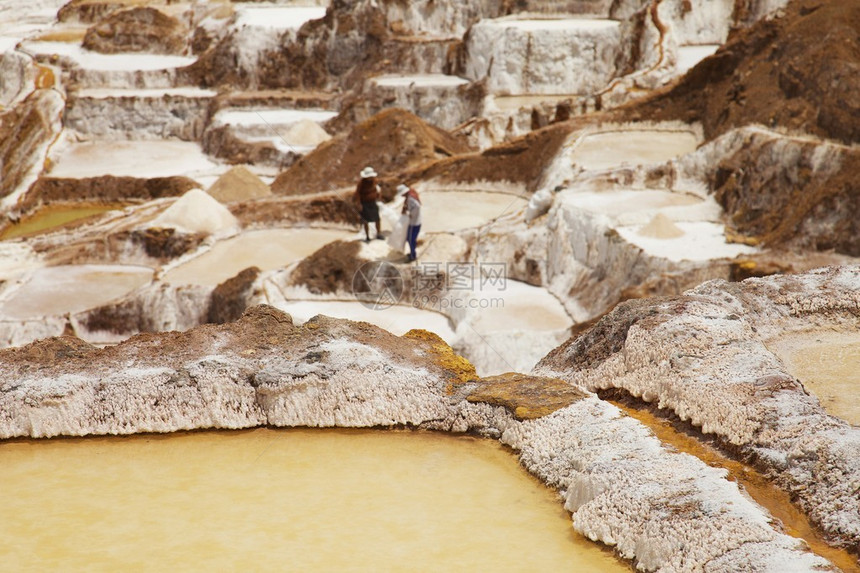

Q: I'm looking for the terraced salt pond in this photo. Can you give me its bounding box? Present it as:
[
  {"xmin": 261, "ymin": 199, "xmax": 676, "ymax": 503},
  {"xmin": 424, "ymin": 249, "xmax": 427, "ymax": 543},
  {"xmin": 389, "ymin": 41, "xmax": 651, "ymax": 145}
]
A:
[
  {"xmin": 563, "ymin": 189, "xmax": 713, "ymax": 224},
  {"xmin": 162, "ymin": 228, "xmax": 352, "ymax": 287},
  {"xmin": 0, "ymin": 264, "xmax": 153, "ymax": 320},
  {"xmin": 418, "ymin": 190, "xmax": 527, "ymax": 232},
  {"xmin": 0, "ymin": 428, "xmax": 629, "ymax": 571},
  {"xmin": 769, "ymin": 331, "xmax": 860, "ymax": 426},
  {"xmin": 19, "ymin": 41, "xmax": 195, "ymax": 72},
  {"xmin": 49, "ymin": 140, "xmax": 222, "ymax": 180},
  {"xmin": 616, "ymin": 221, "xmax": 758, "ymax": 262},
  {"xmin": 276, "ymin": 300, "xmax": 458, "ymax": 343},
  {"xmin": 571, "ymin": 129, "xmax": 700, "ymax": 170},
  {"xmin": 0, "ymin": 203, "xmax": 124, "ymax": 240},
  {"xmin": 562, "ymin": 188, "xmax": 758, "ymax": 262},
  {"xmin": 468, "ymin": 280, "xmax": 571, "ymax": 333},
  {"xmin": 210, "ymin": 108, "xmax": 337, "ymax": 154},
  {"xmin": 234, "ymin": 5, "xmax": 327, "ymax": 29}
]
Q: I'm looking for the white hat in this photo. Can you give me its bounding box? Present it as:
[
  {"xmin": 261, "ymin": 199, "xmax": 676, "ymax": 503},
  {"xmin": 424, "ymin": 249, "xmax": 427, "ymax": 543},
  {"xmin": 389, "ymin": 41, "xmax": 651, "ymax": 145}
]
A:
[
  {"xmin": 360, "ymin": 166, "xmax": 377, "ymax": 178},
  {"xmin": 396, "ymin": 184, "xmax": 410, "ymax": 195}
]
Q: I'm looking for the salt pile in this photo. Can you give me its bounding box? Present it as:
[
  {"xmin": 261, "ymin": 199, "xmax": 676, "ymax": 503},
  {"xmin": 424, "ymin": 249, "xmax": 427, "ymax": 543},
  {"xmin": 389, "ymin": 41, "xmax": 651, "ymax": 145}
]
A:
[
  {"xmin": 280, "ymin": 119, "xmax": 331, "ymax": 148},
  {"xmin": 148, "ymin": 188, "xmax": 239, "ymax": 235},
  {"xmin": 638, "ymin": 213, "xmax": 685, "ymax": 239},
  {"xmin": 207, "ymin": 166, "xmax": 271, "ymax": 203}
]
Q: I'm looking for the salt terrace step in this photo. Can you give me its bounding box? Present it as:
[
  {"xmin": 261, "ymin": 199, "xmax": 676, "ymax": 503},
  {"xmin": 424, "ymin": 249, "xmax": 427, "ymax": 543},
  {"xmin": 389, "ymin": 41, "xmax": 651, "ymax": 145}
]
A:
[
  {"xmin": 233, "ymin": 4, "xmax": 327, "ymax": 30},
  {"xmin": 568, "ymin": 128, "xmax": 701, "ymax": 170},
  {"xmin": 210, "ymin": 108, "xmax": 337, "ymax": 146},
  {"xmin": 48, "ymin": 140, "xmax": 225, "ymax": 188},
  {"xmin": 204, "ymin": 107, "xmax": 337, "ymax": 166},
  {"xmin": 65, "ymin": 87, "xmax": 217, "ymax": 140},
  {"xmin": 215, "ymin": 4, "xmax": 327, "ymax": 82},
  {"xmin": 465, "ymin": 17, "xmax": 622, "ymax": 96},
  {"xmin": 366, "ymin": 74, "xmax": 475, "ymax": 130},
  {"xmin": 217, "ymin": 89, "xmax": 337, "ymax": 111},
  {"xmin": 20, "ymin": 40, "xmax": 196, "ymax": 89}
]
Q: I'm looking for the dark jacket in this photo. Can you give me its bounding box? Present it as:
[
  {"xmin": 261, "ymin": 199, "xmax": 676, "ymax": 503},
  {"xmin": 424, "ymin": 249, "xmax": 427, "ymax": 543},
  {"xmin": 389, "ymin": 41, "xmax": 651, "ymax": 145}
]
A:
[{"xmin": 355, "ymin": 177, "xmax": 379, "ymax": 203}]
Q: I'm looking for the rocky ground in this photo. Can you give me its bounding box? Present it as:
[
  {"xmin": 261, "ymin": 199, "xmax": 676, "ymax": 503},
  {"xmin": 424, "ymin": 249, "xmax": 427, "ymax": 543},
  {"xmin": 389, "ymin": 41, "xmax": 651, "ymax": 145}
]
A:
[{"xmin": 0, "ymin": 0, "xmax": 858, "ymax": 570}]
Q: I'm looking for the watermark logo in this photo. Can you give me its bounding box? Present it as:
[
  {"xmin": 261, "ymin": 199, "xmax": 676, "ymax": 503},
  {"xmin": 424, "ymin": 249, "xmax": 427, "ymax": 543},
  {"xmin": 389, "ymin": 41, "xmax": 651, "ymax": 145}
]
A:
[{"xmin": 352, "ymin": 261, "xmax": 404, "ymax": 310}]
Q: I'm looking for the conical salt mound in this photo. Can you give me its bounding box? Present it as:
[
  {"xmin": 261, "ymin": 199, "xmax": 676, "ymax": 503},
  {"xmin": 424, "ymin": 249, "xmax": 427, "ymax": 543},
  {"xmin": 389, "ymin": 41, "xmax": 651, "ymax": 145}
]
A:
[
  {"xmin": 149, "ymin": 188, "xmax": 240, "ymax": 234},
  {"xmin": 207, "ymin": 165, "xmax": 271, "ymax": 203},
  {"xmin": 638, "ymin": 212, "xmax": 684, "ymax": 239},
  {"xmin": 282, "ymin": 119, "xmax": 332, "ymax": 147}
]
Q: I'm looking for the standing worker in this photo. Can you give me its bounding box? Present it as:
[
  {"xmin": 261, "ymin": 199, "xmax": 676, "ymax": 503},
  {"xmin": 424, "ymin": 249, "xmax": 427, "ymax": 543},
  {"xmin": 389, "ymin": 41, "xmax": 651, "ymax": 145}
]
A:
[
  {"xmin": 355, "ymin": 166, "xmax": 382, "ymax": 242},
  {"xmin": 397, "ymin": 183, "xmax": 422, "ymax": 262}
]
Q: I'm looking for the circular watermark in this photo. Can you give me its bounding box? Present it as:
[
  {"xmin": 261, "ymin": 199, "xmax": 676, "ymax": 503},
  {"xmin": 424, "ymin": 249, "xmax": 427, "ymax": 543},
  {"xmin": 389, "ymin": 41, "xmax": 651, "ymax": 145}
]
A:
[{"xmin": 352, "ymin": 261, "xmax": 404, "ymax": 310}]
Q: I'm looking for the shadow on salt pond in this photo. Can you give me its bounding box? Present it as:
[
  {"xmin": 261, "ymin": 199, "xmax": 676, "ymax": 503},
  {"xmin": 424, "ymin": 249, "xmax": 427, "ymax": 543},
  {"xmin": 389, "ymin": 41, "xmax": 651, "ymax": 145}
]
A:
[{"xmin": 0, "ymin": 428, "xmax": 631, "ymax": 571}]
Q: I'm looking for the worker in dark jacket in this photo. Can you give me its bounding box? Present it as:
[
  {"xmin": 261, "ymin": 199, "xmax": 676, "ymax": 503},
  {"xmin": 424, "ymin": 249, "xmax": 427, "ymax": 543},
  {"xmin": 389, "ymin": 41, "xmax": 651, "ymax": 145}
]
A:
[{"xmin": 355, "ymin": 166, "xmax": 382, "ymax": 242}]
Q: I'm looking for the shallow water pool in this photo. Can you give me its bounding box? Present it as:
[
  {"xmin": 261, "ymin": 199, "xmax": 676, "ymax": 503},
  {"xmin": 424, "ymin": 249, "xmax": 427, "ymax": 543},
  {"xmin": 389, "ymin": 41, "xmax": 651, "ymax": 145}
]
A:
[
  {"xmin": 0, "ymin": 428, "xmax": 630, "ymax": 571},
  {"xmin": 769, "ymin": 331, "xmax": 860, "ymax": 426}
]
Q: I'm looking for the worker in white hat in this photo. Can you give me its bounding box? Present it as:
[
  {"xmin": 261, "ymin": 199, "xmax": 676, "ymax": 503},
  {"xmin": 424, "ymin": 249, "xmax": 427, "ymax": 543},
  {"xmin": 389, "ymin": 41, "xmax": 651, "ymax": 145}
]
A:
[
  {"xmin": 397, "ymin": 183, "xmax": 422, "ymax": 261},
  {"xmin": 354, "ymin": 166, "xmax": 381, "ymax": 242}
]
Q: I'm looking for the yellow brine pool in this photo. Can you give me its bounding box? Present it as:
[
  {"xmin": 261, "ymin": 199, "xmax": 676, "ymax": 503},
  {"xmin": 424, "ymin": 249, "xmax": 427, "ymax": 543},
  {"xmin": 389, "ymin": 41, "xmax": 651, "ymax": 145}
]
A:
[{"xmin": 0, "ymin": 428, "xmax": 629, "ymax": 572}]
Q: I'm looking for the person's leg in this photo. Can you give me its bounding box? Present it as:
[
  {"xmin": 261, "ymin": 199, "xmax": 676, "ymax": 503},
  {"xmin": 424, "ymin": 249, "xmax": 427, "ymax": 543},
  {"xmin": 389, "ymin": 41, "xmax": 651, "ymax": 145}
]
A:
[
  {"xmin": 362, "ymin": 220, "xmax": 370, "ymax": 241},
  {"xmin": 407, "ymin": 224, "xmax": 421, "ymax": 260},
  {"xmin": 375, "ymin": 218, "xmax": 382, "ymax": 239}
]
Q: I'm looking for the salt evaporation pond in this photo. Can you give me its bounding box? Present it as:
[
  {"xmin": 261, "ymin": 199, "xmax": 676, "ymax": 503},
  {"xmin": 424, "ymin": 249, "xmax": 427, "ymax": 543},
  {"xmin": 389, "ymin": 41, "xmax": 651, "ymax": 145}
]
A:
[
  {"xmin": 371, "ymin": 74, "xmax": 470, "ymax": 88},
  {"xmin": 210, "ymin": 108, "xmax": 336, "ymax": 153},
  {"xmin": 571, "ymin": 130, "xmax": 700, "ymax": 170},
  {"xmin": 277, "ymin": 300, "xmax": 457, "ymax": 344},
  {"xmin": 500, "ymin": 18, "xmax": 620, "ymax": 33},
  {"xmin": 75, "ymin": 87, "xmax": 217, "ymax": 100},
  {"xmin": 0, "ymin": 264, "xmax": 153, "ymax": 320},
  {"xmin": 0, "ymin": 203, "xmax": 124, "ymax": 240},
  {"xmin": 0, "ymin": 429, "xmax": 629, "ymax": 571},
  {"xmin": 563, "ymin": 189, "xmax": 711, "ymax": 225},
  {"xmin": 162, "ymin": 228, "xmax": 352, "ymax": 287},
  {"xmin": 19, "ymin": 41, "xmax": 195, "ymax": 71},
  {"xmin": 616, "ymin": 221, "xmax": 757, "ymax": 262},
  {"xmin": 469, "ymin": 279, "xmax": 572, "ymax": 333},
  {"xmin": 212, "ymin": 109, "xmax": 338, "ymax": 126},
  {"xmin": 769, "ymin": 331, "xmax": 860, "ymax": 426},
  {"xmin": 418, "ymin": 191, "xmax": 527, "ymax": 232},
  {"xmin": 234, "ymin": 5, "xmax": 327, "ymax": 29},
  {"xmin": 49, "ymin": 141, "xmax": 222, "ymax": 179}
]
